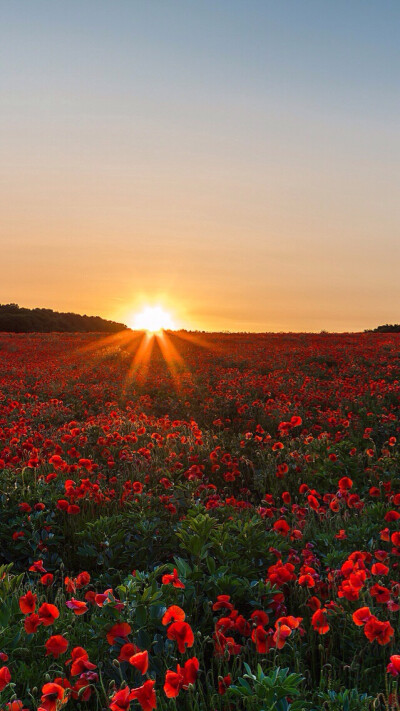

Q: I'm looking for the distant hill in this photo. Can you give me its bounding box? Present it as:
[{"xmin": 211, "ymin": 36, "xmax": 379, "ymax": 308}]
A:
[{"xmin": 0, "ymin": 304, "xmax": 128, "ymax": 333}]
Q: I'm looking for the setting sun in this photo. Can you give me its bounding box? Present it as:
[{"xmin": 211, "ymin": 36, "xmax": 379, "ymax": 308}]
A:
[{"xmin": 130, "ymin": 306, "xmax": 176, "ymax": 333}]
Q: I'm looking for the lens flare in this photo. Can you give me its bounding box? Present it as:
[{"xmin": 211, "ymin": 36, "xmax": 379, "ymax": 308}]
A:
[{"xmin": 130, "ymin": 306, "xmax": 175, "ymax": 333}]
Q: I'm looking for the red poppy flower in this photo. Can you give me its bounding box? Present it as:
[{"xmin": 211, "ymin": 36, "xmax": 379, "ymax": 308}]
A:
[
  {"xmin": 251, "ymin": 625, "xmax": 269, "ymax": 653},
  {"xmin": 306, "ymin": 596, "xmax": 321, "ymax": 612},
  {"xmin": 129, "ymin": 651, "xmax": 149, "ymax": 675},
  {"xmin": 106, "ymin": 622, "xmax": 132, "ymax": 645},
  {"xmin": 109, "ymin": 687, "xmax": 132, "ymax": 711},
  {"xmin": 387, "ymin": 655, "xmax": 400, "ymax": 676},
  {"xmin": 218, "ymin": 674, "xmax": 232, "ymax": 695},
  {"xmin": 167, "ymin": 621, "xmax": 194, "ymax": 653},
  {"xmin": 250, "ymin": 610, "xmax": 269, "ymax": 626},
  {"xmin": 67, "ymin": 647, "xmax": 97, "ymax": 676},
  {"xmin": 212, "ymin": 595, "xmax": 233, "ymax": 611},
  {"xmin": 273, "ymin": 624, "xmax": 292, "ymax": 649},
  {"xmin": 161, "ymin": 568, "xmax": 185, "ymax": 589},
  {"xmin": 273, "ymin": 519, "xmax": 290, "ymax": 536},
  {"xmin": 45, "ymin": 635, "xmax": 69, "ymax": 658},
  {"xmin": 24, "ymin": 613, "xmax": 41, "ymax": 634},
  {"xmin": 371, "ymin": 562, "xmax": 389, "ymax": 576},
  {"xmin": 307, "ymin": 495, "xmax": 320, "ymax": 510},
  {"xmin": 298, "ymin": 574, "xmax": 315, "ymax": 588},
  {"xmin": 162, "ymin": 605, "xmax": 185, "ymax": 625},
  {"xmin": 71, "ymin": 678, "xmax": 92, "ymax": 702},
  {"xmin": 391, "ymin": 532, "xmax": 400, "ymax": 547},
  {"xmin": 118, "ymin": 643, "xmax": 140, "ymax": 662},
  {"xmin": 370, "ymin": 584, "xmax": 391, "ymax": 603},
  {"xmin": 0, "ymin": 666, "xmax": 11, "ymax": 691},
  {"xmin": 38, "ymin": 682, "xmax": 67, "ymax": 711},
  {"xmin": 311, "ymin": 609, "xmax": 330, "ymax": 634},
  {"xmin": 130, "ymin": 680, "xmax": 157, "ymax": 711},
  {"xmin": 385, "ymin": 511, "xmax": 400, "ymax": 522},
  {"xmin": 164, "ymin": 658, "xmax": 199, "ymax": 698},
  {"xmin": 5, "ymin": 700, "xmax": 28, "ymax": 711},
  {"xmin": 338, "ymin": 477, "xmax": 353, "ymax": 490},
  {"xmin": 38, "ymin": 603, "xmax": 59, "ymax": 626},
  {"xmin": 40, "ymin": 574, "xmax": 54, "ymax": 586},
  {"xmin": 65, "ymin": 598, "xmax": 88, "ymax": 615},
  {"xmin": 352, "ymin": 607, "xmax": 372, "ymax": 626},
  {"xmin": 29, "ymin": 560, "xmax": 46, "ymax": 573},
  {"xmin": 364, "ymin": 616, "xmax": 394, "ymax": 645},
  {"xmin": 19, "ymin": 590, "xmax": 37, "ymax": 614}
]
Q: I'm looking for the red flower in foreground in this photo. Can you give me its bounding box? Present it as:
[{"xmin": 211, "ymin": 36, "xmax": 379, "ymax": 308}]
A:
[
  {"xmin": 167, "ymin": 621, "xmax": 194, "ymax": 653},
  {"xmin": 45, "ymin": 635, "xmax": 69, "ymax": 658},
  {"xmin": 164, "ymin": 657, "xmax": 199, "ymax": 698},
  {"xmin": 19, "ymin": 590, "xmax": 37, "ymax": 614},
  {"xmin": 106, "ymin": 622, "xmax": 132, "ymax": 645},
  {"xmin": 109, "ymin": 687, "xmax": 131, "ymax": 711},
  {"xmin": 162, "ymin": 605, "xmax": 185, "ymax": 625},
  {"xmin": 67, "ymin": 647, "xmax": 97, "ymax": 676},
  {"xmin": 161, "ymin": 568, "xmax": 185, "ymax": 589},
  {"xmin": 24, "ymin": 613, "xmax": 41, "ymax": 634},
  {"xmin": 387, "ymin": 655, "xmax": 400, "ymax": 676},
  {"xmin": 212, "ymin": 595, "xmax": 233, "ymax": 612},
  {"xmin": 29, "ymin": 560, "xmax": 46, "ymax": 573},
  {"xmin": 273, "ymin": 519, "xmax": 290, "ymax": 536},
  {"xmin": 65, "ymin": 598, "xmax": 88, "ymax": 615},
  {"xmin": 352, "ymin": 607, "xmax": 372, "ymax": 627},
  {"xmin": 0, "ymin": 666, "xmax": 11, "ymax": 691},
  {"xmin": 38, "ymin": 682, "xmax": 68, "ymax": 711},
  {"xmin": 38, "ymin": 603, "xmax": 59, "ymax": 626},
  {"xmin": 364, "ymin": 616, "xmax": 394, "ymax": 645},
  {"xmin": 218, "ymin": 673, "xmax": 232, "ymax": 695},
  {"xmin": 251, "ymin": 625, "xmax": 270, "ymax": 653},
  {"xmin": 311, "ymin": 609, "xmax": 329, "ymax": 635},
  {"xmin": 130, "ymin": 680, "xmax": 157, "ymax": 711},
  {"xmin": 118, "ymin": 643, "xmax": 140, "ymax": 662},
  {"xmin": 129, "ymin": 651, "xmax": 149, "ymax": 675}
]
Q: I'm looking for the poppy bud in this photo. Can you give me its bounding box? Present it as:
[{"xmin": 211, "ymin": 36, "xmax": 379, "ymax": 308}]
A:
[{"xmin": 112, "ymin": 659, "xmax": 120, "ymax": 668}]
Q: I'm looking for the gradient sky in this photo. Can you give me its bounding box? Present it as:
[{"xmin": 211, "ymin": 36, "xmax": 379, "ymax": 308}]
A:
[{"xmin": 1, "ymin": 1, "xmax": 399, "ymax": 331}]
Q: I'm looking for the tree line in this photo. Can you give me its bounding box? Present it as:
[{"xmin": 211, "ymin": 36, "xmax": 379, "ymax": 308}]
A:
[{"xmin": 0, "ymin": 304, "xmax": 128, "ymax": 333}]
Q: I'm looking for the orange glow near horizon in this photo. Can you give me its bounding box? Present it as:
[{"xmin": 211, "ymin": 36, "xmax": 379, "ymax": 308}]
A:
[{"xmin": 129, "ymin": 306, "xmax": 176, "ymax": 333}]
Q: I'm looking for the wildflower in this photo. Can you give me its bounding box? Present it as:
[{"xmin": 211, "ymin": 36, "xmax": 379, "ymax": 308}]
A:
[
  {"xmin": 167, "ymin": 621, "xmax": 194, "ymax": 653},
  {"xmin": 65, "ymin": 598, "xmax": 88, "ymax": 615},
  {"xmin": 38, "ymin": 603, "xmax": 59, "ymax": 626},
  {"xmin": 364, "ymin": 616, "xmax": 394, "ymax": 645},
  {"xmin": 161, "ymin": 568, "xmax": 185, "ymax": 589},
  {"xmin": 45, "ymin": 635, "xmax": 69, "ymax": 658},
  {"xmin": 352, "ymin": 607, "xmax": 372, "ymax": 626},
  {"xmin": 162, "ymin": 605, "xmax": 185, "ymax": 624},
  {"xmin": 24, "ymin": 613, "xmax": 41, "ymax": 633},
  {"xmin": 129, "ymin": 651, "xmax": 149, "ymax": 675},
  {"xmin": 19, "ymin": 590, "xmax": 37, "ymax": 614},
  {"xmin": 311, "ymin": 609, "xmax": 329, "ymax": 634},
  {"xmin": 38, "ymin": 682, "xmax": 68, "ymax": 711},
  {"xmin": 0, "ymin": 667, "xmax": 11, "ymax": 691},
  {"xmin": 130, "ymin": 680, "xmax": 157, "ymax": 711},
  {"xmin": 107, "ymin": 622, "xmax": 132, "ymax": 645},
  {"xmin": 387, "ymin": 655, "xmax": 400, "ymax": 676},
  {"xmin": 164, "ymin": 657, "xmax": 199, "ymax": 698}
]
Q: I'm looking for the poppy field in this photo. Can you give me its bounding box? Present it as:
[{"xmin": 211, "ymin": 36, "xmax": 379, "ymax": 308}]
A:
[{"xmin": 1, "ymin": 330, "xmax": 400, "ymax": 711}]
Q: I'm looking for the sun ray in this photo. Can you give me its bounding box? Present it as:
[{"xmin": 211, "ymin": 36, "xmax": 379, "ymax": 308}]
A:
[
  {"xmin": 124, "ymin": 331, "xmax": 155, "ymax": 389},
  {"xmin": 155, "ymin": 331, "xmax": 185, "ymax": 392}
]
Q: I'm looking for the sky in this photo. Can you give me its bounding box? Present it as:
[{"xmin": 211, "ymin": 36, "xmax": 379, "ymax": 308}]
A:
[{"xmin": 1, "ymin": 0, "xmax": 399, "ymax": 332}]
